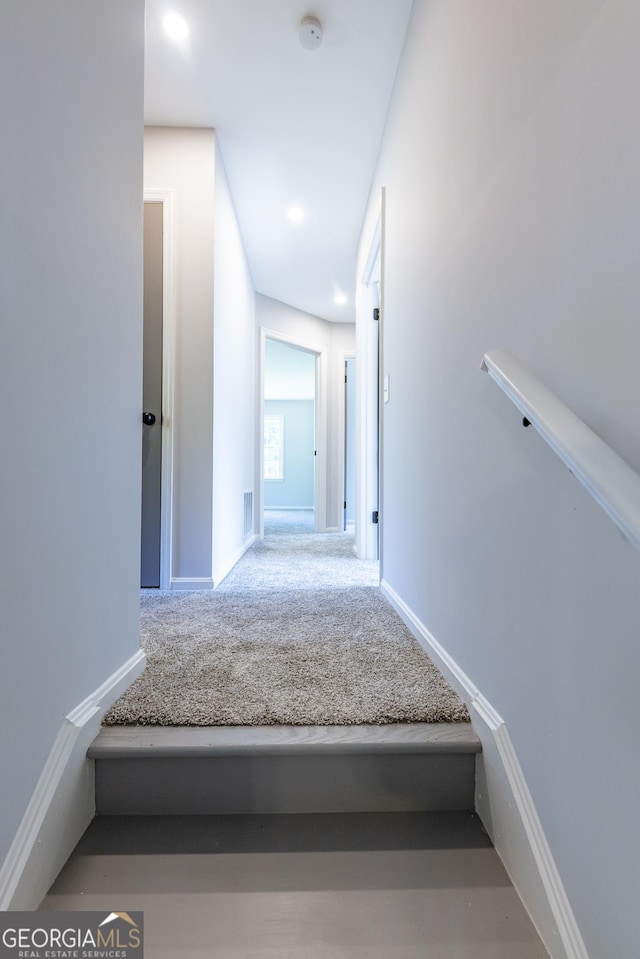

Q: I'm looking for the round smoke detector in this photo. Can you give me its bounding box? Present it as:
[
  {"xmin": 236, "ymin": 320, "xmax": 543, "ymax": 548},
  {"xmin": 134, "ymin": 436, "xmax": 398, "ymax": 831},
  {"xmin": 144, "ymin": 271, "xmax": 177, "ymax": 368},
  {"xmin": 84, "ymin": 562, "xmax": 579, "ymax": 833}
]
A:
[{"xmin": 299, "ymin": 15, "xmax": 323, "ymax": 51}]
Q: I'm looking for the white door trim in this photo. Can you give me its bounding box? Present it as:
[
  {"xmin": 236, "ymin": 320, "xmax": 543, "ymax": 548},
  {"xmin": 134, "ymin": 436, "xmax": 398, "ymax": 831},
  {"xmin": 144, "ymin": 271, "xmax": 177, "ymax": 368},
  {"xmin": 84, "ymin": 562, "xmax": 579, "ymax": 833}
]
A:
[
  {"xmin": 356, "ymin": 194, "xmax": 383, "ymax": 561},
  {"xmin": 338, "ymin": 350, "xmax": 356, "ymax": 532},
  {"xmin": 258, "ymin": 327, "xmax": 327, "ymax": 535},
  {"xmin": 143, "ymin": 190, "xmax": 176, "ymax": 589}
]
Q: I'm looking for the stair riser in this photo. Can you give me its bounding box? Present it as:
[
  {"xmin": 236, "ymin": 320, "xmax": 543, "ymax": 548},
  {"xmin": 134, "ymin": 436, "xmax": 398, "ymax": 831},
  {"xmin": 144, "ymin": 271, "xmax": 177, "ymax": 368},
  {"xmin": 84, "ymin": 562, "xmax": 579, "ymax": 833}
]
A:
[{"xmin": 95, "ymin": 752, "xmax": 476, "ymax": 815}]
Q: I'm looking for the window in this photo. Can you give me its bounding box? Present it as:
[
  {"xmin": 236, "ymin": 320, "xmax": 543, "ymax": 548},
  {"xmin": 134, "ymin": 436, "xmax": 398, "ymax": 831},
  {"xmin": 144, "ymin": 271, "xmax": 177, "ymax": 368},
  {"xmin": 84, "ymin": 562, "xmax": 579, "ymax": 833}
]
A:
[{"xmin": 264, "ymin": 414, "xmax": 284, "ymax": 480}]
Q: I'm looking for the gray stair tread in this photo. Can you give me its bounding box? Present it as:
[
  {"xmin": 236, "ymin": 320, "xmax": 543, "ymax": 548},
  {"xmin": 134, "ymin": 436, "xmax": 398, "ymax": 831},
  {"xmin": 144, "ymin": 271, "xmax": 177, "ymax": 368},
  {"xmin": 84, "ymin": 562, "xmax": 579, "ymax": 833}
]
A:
[
  {"xmin": 42, "ymin": 813, "xmax": 548, "ymax": 958},
  {"xmin": 90, "ymin": 722, "xmax": 481, "ymax": 758}
]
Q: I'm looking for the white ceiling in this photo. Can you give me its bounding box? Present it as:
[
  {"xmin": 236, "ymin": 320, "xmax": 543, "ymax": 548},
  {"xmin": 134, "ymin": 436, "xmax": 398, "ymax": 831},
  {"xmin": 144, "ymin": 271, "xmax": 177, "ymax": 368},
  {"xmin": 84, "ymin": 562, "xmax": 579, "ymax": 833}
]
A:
[{"xmin": 144, "ymin": 0, "xmax": 413, "ymax": 322}]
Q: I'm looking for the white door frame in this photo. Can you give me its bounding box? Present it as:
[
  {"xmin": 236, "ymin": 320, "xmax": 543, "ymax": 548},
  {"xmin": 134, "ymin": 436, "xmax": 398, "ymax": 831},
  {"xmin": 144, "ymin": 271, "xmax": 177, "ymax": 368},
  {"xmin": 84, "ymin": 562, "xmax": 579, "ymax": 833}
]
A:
[
  {"xmin": 338, "ymin": 350, "xmax": 356, "ymax": 532},
  {"xmin": 143, "ymin": 189, "xmax": 176, "ymax": 589},
  {"xmin": 356, "ymin": 195, "xmax": 384, "ymax": 562},
  {"xmin": 258, "ymin": 327, "xmax": 328, "ymax": 536}
]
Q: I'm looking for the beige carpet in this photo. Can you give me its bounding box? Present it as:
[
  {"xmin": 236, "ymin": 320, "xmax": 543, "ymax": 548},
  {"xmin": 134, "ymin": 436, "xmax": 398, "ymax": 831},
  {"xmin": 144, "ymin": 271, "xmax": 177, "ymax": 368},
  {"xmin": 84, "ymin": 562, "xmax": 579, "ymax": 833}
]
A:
[{"xmin": 104, "ymin": 519, "xmax": 470, "ymax": 726}]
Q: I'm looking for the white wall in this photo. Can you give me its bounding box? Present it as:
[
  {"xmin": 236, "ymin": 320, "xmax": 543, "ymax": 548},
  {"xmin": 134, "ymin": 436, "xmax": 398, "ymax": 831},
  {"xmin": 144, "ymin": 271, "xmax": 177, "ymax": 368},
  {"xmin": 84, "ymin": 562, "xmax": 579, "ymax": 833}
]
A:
[
  {"xmin": 264, "ymin": 342, "xmax": 316, "ymax": 510},
  {"xmin": 256, "ymin": 295, "xmax": 355, "ymax": 531},
  {"xmin": 212, "ymin": 143, "xmax": 256, "ymax": 584},
  {"xmin": 265, "ymin": 338, "xmax": 316, "ymax": 400},
  {"xmin": 360, "ymin": 2, "xmax": 640, "ymax": 956},
  {"xmin": 144, "ymin": 128, "xmax": 215, "ymax": 584},
  {"xmin": 264, "ymin": 400, "xmax": 315, "ymax": 509},
  {"xmin": 144, "ymin": 130, "xmax": 255, "ymax": 588},
  {"xmin": 0, "ymin": 0, "xmax": 144, "ymax": 881}
]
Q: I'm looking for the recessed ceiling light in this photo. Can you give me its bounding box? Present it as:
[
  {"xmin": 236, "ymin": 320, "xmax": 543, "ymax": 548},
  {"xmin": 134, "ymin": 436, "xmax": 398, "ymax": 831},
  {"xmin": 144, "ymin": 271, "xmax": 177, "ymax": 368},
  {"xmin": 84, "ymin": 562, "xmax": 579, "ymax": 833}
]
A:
[
  {"xmin": 163, "ymin": 10, "xmax": 189, "ymax": 42},
  {"xmin": 334, "ymin": 293, "xmax": 347, "ymax": 306},
  {"xmin": 287, "ymin": 206, "xmax": 305, "ymax": 223}
]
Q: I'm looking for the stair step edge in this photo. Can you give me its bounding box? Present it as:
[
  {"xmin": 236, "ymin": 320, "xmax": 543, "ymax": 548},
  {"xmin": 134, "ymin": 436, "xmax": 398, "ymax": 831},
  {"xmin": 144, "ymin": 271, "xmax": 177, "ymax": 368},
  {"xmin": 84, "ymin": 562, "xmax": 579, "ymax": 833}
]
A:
[{"xmin": 89, "ymin": 722, "xmax": 481, "ymax": 759}]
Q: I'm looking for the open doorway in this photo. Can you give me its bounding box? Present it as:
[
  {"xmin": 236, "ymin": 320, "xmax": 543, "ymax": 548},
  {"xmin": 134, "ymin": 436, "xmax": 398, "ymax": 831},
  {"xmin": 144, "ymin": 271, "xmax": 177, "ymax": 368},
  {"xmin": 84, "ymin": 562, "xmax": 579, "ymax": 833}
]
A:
[{"xmin": 263, "ymin": 337, "xmax": 317, "ymax": 536}]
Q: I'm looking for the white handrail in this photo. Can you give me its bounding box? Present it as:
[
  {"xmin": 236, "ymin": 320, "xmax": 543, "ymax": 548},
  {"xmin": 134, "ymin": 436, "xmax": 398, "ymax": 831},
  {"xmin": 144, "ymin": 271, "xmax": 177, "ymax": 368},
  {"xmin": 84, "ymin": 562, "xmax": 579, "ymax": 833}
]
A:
[{"xmin": 481, "ymin": 349, "xmax": 640, "ymax": 552}]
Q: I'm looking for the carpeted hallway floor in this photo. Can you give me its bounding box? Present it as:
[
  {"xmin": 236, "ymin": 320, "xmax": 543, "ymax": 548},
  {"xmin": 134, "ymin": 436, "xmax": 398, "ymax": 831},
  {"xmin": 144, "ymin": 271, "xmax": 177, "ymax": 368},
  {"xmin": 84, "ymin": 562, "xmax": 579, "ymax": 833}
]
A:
[
  {"xmin": 104, "ymin": 511, "xmax": 470, "ymax": 726},
  {"xmin": 219, "ymin": 510, "xmax": 379, "ymax": 591}
]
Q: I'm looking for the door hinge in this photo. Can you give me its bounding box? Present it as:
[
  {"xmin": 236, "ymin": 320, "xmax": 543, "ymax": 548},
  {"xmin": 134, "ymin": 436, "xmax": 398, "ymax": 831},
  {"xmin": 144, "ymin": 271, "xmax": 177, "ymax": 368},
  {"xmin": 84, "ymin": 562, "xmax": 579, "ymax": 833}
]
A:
[
  {"xmin": 372, "ymin": 510, "xmax": 379, "ymax": 524},
  {"xmin": 373, "ymin": 308, "xmax": 380, "ymax": 322},
  {"xmin": 344, "ymin": 501, "xmax": 347, "ymax": 510}
]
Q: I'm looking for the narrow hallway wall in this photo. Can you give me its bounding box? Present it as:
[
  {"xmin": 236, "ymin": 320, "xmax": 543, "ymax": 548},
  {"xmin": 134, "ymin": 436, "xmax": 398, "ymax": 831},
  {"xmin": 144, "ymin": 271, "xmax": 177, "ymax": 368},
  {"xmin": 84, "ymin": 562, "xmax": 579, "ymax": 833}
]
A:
[
  {"xmin": 360, "ymin": 2, "xmax": 640, "ymax": 956},
  {"xmin": 144, "ymin": 127, "xmax": 216, "ymax": 586},
  {"xmin": 212, "ymin": 142, "xmax": 256, "ymax": 584},
  {"xmin": 144, "ymin": 129, "xmax": 256, "ymax": 587},
  {"xmin": 0, "ymin": 0, "xmax": 145, "ymax": 886}
]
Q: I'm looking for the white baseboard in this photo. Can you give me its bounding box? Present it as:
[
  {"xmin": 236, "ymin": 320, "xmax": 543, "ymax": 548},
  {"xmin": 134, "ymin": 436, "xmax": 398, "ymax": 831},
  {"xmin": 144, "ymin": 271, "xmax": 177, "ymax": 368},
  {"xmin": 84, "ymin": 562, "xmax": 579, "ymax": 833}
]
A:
[
  {"xmin": 170, "ymin": 577, "xmax": 214, "ymax": 590},
  {"xmin": 264, "ymin": 506, "xmax": 314, "ymax": 511},
  {"xmin": 0, "ymin": 650, "xmax": 146, "ymax": 911},
  {"xmin": 381, "ymin": 579, "xmax": 588, "ymax": 959},
  {"xmin": 213, "ymin": 534, "xmax": 257, "ymax": 588}
]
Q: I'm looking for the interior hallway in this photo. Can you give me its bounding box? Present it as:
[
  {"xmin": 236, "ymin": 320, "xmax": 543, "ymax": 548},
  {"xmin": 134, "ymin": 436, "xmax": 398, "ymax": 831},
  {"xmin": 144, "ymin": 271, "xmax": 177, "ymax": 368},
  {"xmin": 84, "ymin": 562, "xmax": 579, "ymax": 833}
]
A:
[
  {"xmin": 40, "ymin": 513, "xmax": 548, "ymax": 957},
  {"xmin": 264, "ymin": 508, "xmax": 317, "ymax": 535},
  {"xmin": 223, "ymin": 508, "xmax": 379, "ymax": 591},
  {"xmin": 103, "ymin": 507, "xmax": 461, "ymax": 727}
]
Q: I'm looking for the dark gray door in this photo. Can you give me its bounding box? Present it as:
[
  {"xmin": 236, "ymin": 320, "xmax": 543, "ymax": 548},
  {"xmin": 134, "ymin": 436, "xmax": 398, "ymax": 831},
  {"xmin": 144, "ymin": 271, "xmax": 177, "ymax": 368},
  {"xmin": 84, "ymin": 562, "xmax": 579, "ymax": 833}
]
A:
[{"xmin": 141, "ymin": 202, "xmax": 163, "ymax": 587}]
